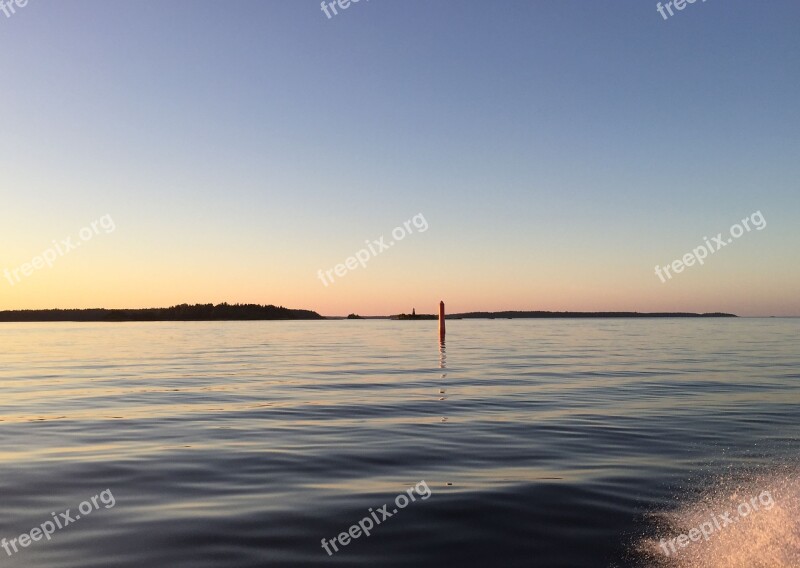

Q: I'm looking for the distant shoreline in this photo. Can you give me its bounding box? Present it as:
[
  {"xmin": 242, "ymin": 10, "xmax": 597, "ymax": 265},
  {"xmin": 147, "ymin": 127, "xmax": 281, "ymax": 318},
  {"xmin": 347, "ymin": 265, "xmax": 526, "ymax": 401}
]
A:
[
  {"xmin": 380, "ymin": 311, "xmax": 737, "ymax": 320},
  {"xmin": 0, "ymin": 304, "xmax": 738, "ymax": 323},
  {"xmin": 0, "ymin": 304, "xmax": 324, "ymax": 322},
  {"xmin": 451, "ymin": 311, "xmax": 736, "ymax": 319}
]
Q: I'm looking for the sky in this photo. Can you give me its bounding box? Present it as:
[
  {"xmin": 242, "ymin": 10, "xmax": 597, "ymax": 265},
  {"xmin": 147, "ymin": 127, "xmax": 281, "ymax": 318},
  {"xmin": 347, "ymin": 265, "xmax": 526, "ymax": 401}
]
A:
[{"xmin": 1, "ymin": 0, "xmax": 798, "ymax": 317}]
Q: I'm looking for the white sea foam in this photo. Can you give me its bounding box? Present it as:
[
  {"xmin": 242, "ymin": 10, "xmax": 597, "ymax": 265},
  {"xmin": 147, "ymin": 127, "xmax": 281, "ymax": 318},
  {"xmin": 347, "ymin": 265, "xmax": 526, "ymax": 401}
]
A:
[{"xmin": 638, "ymin": 470, "xmax": 800, "ymax": 567}]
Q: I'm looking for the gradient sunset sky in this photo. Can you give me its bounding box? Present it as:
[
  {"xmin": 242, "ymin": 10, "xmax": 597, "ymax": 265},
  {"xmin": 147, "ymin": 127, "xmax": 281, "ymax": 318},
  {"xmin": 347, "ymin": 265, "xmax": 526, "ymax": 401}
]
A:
[{"xmin": 1, "ymin": 0, "xmax": 798, "ymax": 316}]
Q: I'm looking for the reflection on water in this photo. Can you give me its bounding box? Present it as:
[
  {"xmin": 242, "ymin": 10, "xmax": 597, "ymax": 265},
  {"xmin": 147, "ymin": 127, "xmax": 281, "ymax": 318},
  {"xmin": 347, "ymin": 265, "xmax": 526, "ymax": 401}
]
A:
[
  {"xmin": 438, "ymin": 339, "xmax": 447, "ymax": 403},
  {"xmin": 0, "ymin": 319, "xmax": 798, "ymax": 567}
]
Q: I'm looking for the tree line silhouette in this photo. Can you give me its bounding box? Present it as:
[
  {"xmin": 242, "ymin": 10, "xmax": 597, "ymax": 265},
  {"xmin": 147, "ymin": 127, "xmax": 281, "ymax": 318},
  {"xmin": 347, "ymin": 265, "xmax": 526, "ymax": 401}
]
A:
[{"xmin": 0, "ymin": 303, "xmax": 323, "ymax": 322}]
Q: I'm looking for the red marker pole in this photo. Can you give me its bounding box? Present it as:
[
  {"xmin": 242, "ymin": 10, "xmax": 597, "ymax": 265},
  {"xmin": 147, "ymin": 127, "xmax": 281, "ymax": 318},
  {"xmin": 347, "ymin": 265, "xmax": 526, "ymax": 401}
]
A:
[{"xmin": 439, "ymin": 301, "xmax": 446, "ymax": 341}]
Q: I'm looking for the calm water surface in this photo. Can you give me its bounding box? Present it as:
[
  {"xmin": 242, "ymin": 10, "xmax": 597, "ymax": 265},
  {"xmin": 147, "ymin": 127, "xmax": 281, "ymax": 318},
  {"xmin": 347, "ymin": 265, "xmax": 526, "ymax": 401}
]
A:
[{"xmin": 0, "ymin": 319, "xmax": 798, "ymax": 567}]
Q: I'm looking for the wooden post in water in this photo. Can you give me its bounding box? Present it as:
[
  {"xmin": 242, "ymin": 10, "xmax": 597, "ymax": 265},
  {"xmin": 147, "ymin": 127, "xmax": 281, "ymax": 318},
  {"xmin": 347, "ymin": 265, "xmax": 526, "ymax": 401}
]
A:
[{"xmin": 439, "ymin": 301, "xmax": 446, "ymax": 341}]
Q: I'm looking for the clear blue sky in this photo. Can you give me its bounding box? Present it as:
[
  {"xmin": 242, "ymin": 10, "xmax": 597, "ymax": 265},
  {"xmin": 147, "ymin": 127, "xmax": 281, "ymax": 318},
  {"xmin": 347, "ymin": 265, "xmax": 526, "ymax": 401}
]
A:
[{"xmin": 1, "ymin": 0, "xmax": 798, "ymax": 315}]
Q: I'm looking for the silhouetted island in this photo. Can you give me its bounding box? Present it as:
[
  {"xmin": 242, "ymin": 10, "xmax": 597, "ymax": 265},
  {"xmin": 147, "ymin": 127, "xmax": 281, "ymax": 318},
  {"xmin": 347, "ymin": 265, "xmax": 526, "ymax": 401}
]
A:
[
  {"xmin": 391, "ymin": 313, "xmax": 438, "ymax": 320},
  {"xmin": 388, "ymin": 311, "xmax": 734, "ymax": 320},
  {"xmin": 0, "ymin": 303, "xmax": 323, "ymax": 322},
  {"xmin": 450, "ymin": 311, "xmax": 736, "ymax": 319}
]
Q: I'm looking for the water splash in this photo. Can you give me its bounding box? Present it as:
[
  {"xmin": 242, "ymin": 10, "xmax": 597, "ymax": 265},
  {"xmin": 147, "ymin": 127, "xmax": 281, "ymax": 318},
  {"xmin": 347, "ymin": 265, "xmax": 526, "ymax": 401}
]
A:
[{"xmin": 637, "ymin": 470, "xmax": 800, "ymax": 567}]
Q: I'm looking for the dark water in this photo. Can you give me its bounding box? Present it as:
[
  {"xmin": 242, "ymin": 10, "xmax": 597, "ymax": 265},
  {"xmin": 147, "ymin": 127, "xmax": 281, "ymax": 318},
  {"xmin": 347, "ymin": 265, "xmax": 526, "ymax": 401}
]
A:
[{"xmin": 0, "ymin": 319, "xmax": 798, "ymax": 567}]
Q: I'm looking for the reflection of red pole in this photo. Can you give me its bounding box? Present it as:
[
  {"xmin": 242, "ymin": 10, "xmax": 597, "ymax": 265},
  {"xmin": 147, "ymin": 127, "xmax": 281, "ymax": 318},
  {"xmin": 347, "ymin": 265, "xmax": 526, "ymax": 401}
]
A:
[{"xmin": 439, "ymin": 301, "xmax": 446, "ymax": 340}]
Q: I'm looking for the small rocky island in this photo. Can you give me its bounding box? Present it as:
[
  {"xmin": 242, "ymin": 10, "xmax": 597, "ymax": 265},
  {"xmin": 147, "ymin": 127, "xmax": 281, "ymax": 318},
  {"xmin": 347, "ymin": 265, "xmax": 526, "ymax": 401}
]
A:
[{"xmin": 391, "ymin": 308, "xmax": 437, "ymax": 320}]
